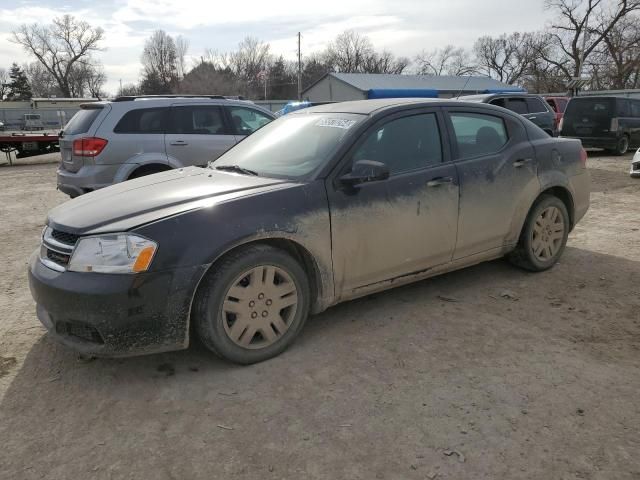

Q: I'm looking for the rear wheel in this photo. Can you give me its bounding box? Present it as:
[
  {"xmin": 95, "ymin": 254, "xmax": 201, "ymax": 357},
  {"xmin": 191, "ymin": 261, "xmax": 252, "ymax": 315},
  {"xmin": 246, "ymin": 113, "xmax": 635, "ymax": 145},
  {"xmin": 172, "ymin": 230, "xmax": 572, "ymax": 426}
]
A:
[
  {"xmin": 508, "ymin": 195, "xmax": 570, "ymax": 272},
  {"xmin": 611, "ymin": 135, "xmax": 629, "ymax": 156},
  {"xmin": 193, "ymin": 244, "xmax": 311, "ymax": 364}
]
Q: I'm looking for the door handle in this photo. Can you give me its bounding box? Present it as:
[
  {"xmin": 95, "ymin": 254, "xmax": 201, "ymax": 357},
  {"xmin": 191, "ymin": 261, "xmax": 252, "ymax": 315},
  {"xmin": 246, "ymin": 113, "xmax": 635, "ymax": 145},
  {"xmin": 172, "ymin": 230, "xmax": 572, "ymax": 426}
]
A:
[
  {"xmin": 528, "ymin": 116, "xmax": 537, "ymax": 120},
  {"xmin": 170, "ymin": 140, "xmax": 188, "ymax": 146},
  {"xmin": 427, "ymin": 176, "xmax": 453, "ymax": 187},
  {"xmin": 513, "ymin": 158, "xmax": 532, "ymax": 168}
]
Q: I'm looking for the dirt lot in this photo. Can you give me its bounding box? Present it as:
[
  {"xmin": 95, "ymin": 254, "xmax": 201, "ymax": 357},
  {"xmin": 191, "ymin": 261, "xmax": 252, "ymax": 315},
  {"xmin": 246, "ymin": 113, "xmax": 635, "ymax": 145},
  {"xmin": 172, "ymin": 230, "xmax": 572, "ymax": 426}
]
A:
[{"xmin": 0, "ymin": 152, "xmax": 639, "ymax": 480}]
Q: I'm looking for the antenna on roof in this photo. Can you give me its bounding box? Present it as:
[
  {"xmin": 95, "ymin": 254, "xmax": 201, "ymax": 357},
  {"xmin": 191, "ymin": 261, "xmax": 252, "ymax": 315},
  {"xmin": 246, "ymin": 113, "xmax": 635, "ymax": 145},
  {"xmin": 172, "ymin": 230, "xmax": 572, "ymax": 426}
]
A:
[{"xmin": 454, "ymin": 75, "xmax": 473, "ymax": 100}]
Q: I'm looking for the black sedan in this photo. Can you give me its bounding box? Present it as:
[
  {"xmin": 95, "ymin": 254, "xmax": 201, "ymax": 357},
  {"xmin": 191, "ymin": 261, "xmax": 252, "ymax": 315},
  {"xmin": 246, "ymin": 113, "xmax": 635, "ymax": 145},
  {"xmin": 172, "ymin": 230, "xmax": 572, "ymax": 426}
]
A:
[{"xmin": 29, "ymin": 99, "xmax": 590, "ymax": 364}]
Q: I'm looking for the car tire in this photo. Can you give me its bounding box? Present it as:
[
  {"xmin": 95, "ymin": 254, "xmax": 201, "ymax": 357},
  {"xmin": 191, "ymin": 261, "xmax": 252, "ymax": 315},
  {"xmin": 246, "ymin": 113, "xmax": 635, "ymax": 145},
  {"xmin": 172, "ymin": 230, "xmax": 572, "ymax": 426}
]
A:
[
  {"xmin": 508, "ymin": 194, "xmax": 570, "ymax": 272},
  {"xmin": 612, "ymin": 135, "xmax": 629, "ymax": 156},
  {"xmin": 193, "ymin": 244, "xmax": 311, "ymax": 364}
]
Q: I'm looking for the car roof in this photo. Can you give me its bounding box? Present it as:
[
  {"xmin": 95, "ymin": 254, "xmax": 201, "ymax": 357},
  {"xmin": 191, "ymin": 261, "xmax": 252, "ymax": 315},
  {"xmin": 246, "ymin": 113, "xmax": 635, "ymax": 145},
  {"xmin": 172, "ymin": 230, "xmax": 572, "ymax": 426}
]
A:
[
  {"xmin": 81, "ymin": 96, "xmax": 275, "ymax": 115},
  {"xmin": 296, "ymin": 98, "xmax": 454, "ymax": 115}
]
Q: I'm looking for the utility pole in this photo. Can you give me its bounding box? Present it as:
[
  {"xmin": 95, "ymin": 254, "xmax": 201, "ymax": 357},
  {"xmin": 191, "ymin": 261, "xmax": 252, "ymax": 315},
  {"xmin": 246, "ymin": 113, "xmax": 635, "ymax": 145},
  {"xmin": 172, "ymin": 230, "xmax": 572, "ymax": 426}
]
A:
[
  {"xmin": 297, "ymin": 32, "xmax": 302, "ymax": 101},
  {"xmin": 575, "ymin": 9, "xmax": 590, "ymax": 96}
]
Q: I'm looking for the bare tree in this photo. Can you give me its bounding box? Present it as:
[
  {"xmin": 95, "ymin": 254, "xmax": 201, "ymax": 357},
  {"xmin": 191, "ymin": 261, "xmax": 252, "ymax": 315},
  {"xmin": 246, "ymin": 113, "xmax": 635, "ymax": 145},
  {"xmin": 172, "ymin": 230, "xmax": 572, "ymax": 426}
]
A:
[
  {"xmin": 415, "ymin": 45, "xmax": 477, "ymax": 76},
  {"xmin": 589, "ymin": 13, "xmax": 640, "ymax": 88},
  {"xmin": 175, "ymin": 35, "xmax": 190, "ymax": 80},
  {"xmin": 141, "ymin": 30, "xmax": 179, "ymax": 93},
  {"xmin": 474, "ymin": 32, "xmax": 541, "ymax": 84},
  {"xmin": 543, "ymin": 0, "xmax": 640, "ymax": 81},
  {"xmin": 325, "ymin": 30, "xmax": 374, "ymax": 72},
  {"xmin": 23, "ymin": 61, "xmax": 60, "ymax": 97},
  {"xmin": 361, "ymin": 50, "xmax": 410, "ymax": 74},
  {"xmin": 12, "ymin": 15, "xmax": 104, "ymax": 97}
]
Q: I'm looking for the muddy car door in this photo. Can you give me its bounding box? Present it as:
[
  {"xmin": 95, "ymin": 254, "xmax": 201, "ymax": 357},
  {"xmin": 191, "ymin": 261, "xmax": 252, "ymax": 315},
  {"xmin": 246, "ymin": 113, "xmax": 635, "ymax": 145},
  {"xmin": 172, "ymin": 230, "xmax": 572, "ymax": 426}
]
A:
[
  {"xmin": 443, "ymin": 108, "xmax": 539, "ymax": 259},
  {"xmin": 328, "ymin": 109, "xmax": 459, "ymax": 296}
]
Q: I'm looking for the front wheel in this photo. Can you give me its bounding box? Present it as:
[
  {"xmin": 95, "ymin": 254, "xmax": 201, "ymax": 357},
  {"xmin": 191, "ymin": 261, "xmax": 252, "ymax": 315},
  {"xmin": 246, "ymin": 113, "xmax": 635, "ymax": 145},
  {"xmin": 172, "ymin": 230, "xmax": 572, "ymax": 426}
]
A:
[
  {"xmin": 508, "ymin": 195, "xmax": 570, "ymax": 272},
  {"xmin": 193, "ymin": 244, "xmax": 311, "ymax": 364}
]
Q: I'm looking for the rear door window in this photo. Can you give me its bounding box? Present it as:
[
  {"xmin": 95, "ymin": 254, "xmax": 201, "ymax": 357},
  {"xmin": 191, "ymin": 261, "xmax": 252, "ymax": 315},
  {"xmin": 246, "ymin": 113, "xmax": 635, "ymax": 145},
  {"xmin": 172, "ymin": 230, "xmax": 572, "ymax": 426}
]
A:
[
  {"xmin": 505, "ymin": 98, "xmax": 528, "ymax": 114},
  {"xmin": 227, "ymin": 106, "xmax": 273, "ymax": 135},
  {"xmin": 64, "ymin": 108, "xmax": 102, "ymax": 135},
  {"xmin": 114, "ymin": 108, "xmax": 168, "ymax": 133},
  {"xmin": 631, "ymin": 101, "xmax": 640, "ymax": 118},
  {"xmin": 168, "ymin": 106, "xmax": 229, "ymax": 134},
  {"xmin": 526, "ymin": 97, "xmax": 548, "ymax": 113},
  {"xmin": 616, "ymin": 99, "xmax": 631, "ymax": 117},
  {"xmin": 556, "ymin": 98, "xmax": 568, "ymax": 112},
  {"xmin": 449, "ymin": 112, "xmax": 509, "ymax": 159}
]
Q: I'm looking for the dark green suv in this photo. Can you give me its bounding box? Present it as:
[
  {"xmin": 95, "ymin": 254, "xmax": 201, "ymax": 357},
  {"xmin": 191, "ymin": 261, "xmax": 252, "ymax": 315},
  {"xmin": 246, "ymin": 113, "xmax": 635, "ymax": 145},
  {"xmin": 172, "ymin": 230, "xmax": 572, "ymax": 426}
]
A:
[{"xmin": 460, "ymin": 93, "xmax": 557, "ymax": 137}]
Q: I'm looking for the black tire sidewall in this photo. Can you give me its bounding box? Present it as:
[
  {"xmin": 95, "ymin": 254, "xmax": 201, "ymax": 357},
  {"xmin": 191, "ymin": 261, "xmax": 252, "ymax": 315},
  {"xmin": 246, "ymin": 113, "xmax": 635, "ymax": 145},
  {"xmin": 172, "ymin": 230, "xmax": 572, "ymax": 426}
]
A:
[
  {"xmin": 616, "ymin": 136, "xmax": 629, "ymax": 156},
  {"xmin": 520, "ymin": 196, "xmax": 570, "ymax": 271},
  {"xmin": 195, "ymin": 246, "xmax": 311, "ymax": 364}
]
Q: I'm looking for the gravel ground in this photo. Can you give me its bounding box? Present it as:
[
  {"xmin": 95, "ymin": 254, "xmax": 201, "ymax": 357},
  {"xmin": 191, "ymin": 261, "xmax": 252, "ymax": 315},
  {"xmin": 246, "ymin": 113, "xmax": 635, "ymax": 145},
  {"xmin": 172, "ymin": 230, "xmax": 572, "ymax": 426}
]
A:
[{"xmin": 0, "ymin": 152, "xmax": 639, "ymax": 480}]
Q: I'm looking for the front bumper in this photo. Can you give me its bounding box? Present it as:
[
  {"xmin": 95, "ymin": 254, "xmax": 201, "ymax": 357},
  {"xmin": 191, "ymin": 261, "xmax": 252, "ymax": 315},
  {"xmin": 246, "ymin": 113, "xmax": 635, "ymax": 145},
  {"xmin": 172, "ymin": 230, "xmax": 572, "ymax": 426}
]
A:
[
  {"xmin": 28, "ymin": 251, "xmax": 207, "ymax": 357},
  {"xmin": 631, "ymin": 150, "xmax": 640, "ymax": 178},
  {"xmin": 57, "ymin": 163, "xmax": 122, "ymax": 197}
]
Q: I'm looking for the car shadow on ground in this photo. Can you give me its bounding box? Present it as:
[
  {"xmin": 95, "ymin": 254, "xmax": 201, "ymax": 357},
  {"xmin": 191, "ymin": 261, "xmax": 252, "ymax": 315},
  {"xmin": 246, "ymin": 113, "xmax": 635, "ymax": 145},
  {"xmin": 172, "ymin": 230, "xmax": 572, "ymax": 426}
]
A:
[{"xmin": 1, "ymin": 247, "xmax": 639, "ymax": 478}]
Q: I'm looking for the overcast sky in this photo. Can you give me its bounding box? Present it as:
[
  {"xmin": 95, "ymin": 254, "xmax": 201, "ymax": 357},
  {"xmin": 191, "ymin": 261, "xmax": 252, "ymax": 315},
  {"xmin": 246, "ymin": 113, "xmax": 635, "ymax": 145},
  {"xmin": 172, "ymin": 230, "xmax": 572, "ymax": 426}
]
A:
[{"xmin": 0, "ymin": 0, "xmax": 553, "ymax": 94}]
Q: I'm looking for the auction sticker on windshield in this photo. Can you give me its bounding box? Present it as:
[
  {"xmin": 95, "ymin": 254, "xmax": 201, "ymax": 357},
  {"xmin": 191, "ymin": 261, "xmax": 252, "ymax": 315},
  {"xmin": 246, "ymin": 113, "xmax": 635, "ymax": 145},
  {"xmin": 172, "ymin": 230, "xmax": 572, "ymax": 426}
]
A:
[{"xmin": 316, "ymin": 118, "xmax": 357, "ymax": 129}]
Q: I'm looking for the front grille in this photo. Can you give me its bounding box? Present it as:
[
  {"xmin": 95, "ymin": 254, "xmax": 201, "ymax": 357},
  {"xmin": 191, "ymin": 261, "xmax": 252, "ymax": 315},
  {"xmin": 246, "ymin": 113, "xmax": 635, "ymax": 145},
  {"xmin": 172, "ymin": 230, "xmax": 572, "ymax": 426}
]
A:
[
  {"xmin": 56, "ymin": 320, "xmax": 104, "ymax": 344},
  {"xmin": 51, "ymin": 229, "xmax": 79, "ymax": 246},
  {"xmin": 46, "ymin": 248, "xmax": 70, "ymax": 266}
]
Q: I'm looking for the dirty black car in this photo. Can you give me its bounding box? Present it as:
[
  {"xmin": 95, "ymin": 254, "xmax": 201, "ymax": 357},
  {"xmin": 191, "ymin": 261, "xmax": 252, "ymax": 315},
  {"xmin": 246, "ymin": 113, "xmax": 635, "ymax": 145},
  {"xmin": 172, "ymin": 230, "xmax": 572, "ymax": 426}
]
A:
[{"xmin": 28, "ymin": 99, "xmax": 590, "ymax": 364}]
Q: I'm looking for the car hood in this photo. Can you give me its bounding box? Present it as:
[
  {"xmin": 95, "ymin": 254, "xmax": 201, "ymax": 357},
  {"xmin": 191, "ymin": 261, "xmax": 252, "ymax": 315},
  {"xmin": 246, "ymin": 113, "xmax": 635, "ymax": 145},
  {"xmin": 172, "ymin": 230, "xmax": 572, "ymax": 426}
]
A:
[{"xmin": 48, "ymin": 167, "xmax": 293, "ymax": 234}]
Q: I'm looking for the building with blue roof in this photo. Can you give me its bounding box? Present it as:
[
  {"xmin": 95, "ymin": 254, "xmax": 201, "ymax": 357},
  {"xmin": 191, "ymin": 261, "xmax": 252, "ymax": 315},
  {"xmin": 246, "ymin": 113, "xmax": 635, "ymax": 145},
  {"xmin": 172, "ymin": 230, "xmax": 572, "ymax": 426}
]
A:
[{"xmin": 302, "ymin": 73, "xmax": 524, "ymax": 102}]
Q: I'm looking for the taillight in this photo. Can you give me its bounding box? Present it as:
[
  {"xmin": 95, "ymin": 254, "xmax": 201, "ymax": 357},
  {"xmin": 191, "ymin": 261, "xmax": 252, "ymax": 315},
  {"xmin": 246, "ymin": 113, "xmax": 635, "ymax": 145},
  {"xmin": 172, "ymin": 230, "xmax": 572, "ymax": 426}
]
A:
[
  {"xmin": 72, "ymin": 137, "xmax": 108, "ymax": 157},
  {"xmin": 579, "ymin": 148, "xmax": 588, "ymax": 168},
  {"xmin": 610, "ymin": 117, "xmax": 619, "ymax": 132}
]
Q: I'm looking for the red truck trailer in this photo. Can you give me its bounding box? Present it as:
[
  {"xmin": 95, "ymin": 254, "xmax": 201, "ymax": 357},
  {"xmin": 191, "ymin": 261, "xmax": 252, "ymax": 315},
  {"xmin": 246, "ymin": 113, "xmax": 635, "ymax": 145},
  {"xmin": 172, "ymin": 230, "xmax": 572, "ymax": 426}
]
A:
[{"xmin": 0, "ymin": 132, "xmax": 59, "ymax": 165}]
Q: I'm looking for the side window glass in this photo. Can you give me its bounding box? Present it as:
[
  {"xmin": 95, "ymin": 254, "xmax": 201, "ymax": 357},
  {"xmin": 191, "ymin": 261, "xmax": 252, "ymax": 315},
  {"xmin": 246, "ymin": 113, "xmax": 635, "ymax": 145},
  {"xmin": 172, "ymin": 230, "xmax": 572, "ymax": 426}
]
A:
[
  {"xmin": 546, "ymin": 100, "xmax": 558, "ymax": 112},
  {"xmin": 228, "ymin": 107, "xmax": 273, "ymax": 135},
  {"xmin": 351, "ymin": 113, "xmax": 443, "ymax": 175},
  {"xmin": 450, "ymin": 113, "xmax": 508, "ymax": 159},
  {"xmin": 490, "ymin": 98, "xmax": 506, "ymax": 108},
  {"xmin": 557, "ymin": 99, "xmax": 568, "ymax": 112},
  {"xmin": 631, "ymin": 101, "xmax": 640, "ymax": 118},
  {"xmin": 526, "ymin": 98, "xmax": 547, "ymax": 113},
  {"xmin": 169, "ymin": 106, "xmax": 227, "ymax": 135},
  {"xmin": 617, "ymin": 99, "xmax": 631, "ymax": 117},
  {"xmin": 114, "ymin": 108, "xmax": 167, "ymax": 134},
  {"xmin": 506, "ymin": 98, "xmax": 528, "ymax": 114}
]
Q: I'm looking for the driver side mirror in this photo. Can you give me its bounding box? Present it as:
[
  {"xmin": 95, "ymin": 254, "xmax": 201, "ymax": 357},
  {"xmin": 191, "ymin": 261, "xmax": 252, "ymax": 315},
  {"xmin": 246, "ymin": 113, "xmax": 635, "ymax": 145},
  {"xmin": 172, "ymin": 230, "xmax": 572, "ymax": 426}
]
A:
[{"xmin": 339, "ymin": 160, "xmax": 389, "ymax": 186}]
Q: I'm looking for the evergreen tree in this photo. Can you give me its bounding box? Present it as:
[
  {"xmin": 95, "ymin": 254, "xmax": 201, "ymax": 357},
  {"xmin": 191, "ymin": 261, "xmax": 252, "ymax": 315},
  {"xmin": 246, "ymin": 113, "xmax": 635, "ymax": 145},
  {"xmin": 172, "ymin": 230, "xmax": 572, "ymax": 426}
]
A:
[{"xmin": 6, "ymin": 63, "xmax": 32, "ymax": 100}]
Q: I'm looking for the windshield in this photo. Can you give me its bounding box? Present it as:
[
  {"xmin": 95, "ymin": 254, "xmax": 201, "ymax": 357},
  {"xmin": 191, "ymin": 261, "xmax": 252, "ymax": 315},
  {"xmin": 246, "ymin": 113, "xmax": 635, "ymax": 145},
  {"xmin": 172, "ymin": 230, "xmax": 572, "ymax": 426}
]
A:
[{"xmin": 212, "ymin": 112, "xmax": 364, "ymax": 179}]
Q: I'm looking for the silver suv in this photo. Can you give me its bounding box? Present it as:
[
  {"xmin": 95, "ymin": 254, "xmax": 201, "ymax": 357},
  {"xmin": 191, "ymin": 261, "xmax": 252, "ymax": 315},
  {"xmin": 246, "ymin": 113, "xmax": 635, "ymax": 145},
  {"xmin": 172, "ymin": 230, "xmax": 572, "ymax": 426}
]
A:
[{"xmin": 57, "ymin": 95, "xmax": 275, "ymax": 197}]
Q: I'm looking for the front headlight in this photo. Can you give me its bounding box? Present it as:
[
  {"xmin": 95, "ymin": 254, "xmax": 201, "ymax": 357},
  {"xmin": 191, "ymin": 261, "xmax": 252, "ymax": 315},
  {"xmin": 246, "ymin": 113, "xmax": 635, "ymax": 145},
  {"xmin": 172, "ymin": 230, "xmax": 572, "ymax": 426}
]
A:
[{"xmin": 68, "ymin": 233, "xmax": 158, "ymax": 274}]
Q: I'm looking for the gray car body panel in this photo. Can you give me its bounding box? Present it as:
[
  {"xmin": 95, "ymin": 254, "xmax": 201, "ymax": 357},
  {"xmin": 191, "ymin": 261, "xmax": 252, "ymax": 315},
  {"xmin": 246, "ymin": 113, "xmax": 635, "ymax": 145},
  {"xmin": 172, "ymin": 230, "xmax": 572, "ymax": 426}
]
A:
[{"xmin": 36, "ymin": 98, "xmax": 589, "ymax": 355}]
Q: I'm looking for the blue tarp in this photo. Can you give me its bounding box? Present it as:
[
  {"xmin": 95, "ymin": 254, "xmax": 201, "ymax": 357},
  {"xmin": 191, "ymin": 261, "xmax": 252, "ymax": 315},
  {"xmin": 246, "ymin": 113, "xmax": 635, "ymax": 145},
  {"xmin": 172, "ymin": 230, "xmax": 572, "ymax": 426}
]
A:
[{"xmin": 367, "ymin": 89, "xmax": 439, "ymax": 99}]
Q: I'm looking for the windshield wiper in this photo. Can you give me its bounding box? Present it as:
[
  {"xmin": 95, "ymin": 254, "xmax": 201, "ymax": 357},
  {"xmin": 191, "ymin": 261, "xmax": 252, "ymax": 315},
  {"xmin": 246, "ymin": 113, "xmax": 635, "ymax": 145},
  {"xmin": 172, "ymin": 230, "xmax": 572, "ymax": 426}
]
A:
[{"xmin": 214, "ymin": 165, "xmax": 259, "ymax": 176}]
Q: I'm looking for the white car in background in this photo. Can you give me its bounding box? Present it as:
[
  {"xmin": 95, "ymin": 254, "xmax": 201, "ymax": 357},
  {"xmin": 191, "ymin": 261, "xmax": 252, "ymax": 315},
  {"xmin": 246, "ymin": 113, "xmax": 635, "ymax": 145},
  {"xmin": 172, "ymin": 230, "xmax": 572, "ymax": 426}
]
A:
[{"xmin": 631, "ymin": 148, "xmax": 640, "ymax": 178}]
